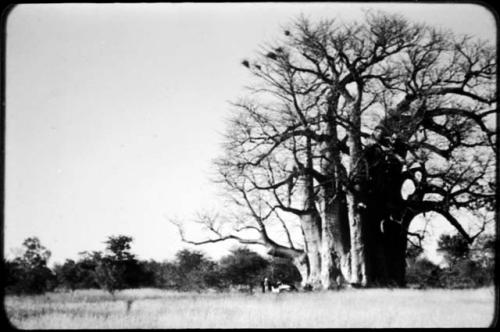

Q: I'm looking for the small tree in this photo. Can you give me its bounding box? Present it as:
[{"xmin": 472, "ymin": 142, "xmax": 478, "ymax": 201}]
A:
[
  {"xmin": 95, "ymin": 256, "xmax": 122, "ymax": 295},
  {"xmin": 5, "ymin": 237, "xmax": 55, "ymax": 294},
  {"xmin": 405, "ymin": 243, "xmax": 424, "ymax": 265},
  {"xmin": 75, "ymin": 251, "xmax": 103, "ymax": 289},
  {"xmin": 94, "ymin": 235, "xmax": 141, "ymax": 294},
  {"xmin": 174, "ymin": 249, "xmax": 219, "ymax": 291},
  {"xmin": 19, "ymin": 237, "xmax": 51, "ymax": 268},
  {"xmin": 437, "ymin": 233, "xmax": 471, "ymax": 265},
  {"xmin": 405, "ymin": 258, "xmax": 443, "ymax": 288},
  {"xmin": 219, "ymin": 247, "xmax": 269, "ymax": 291},
  {"xmin": 53, "ymin": 259, "xmax": 80, "ymax": 291},
  {"xmin": 470, "ymin": 233, "xmax": 495, "ymax": 270},
  {"xmin": 142, "ymin": 260, "xmax": 180, "ymax": 289},
  {"xmin": 104, "ymin": 235, "xmax": 135, "ymax": 261},
  {"xmin": 437, "ymin": 233, "xmax": 495, "ymax": 288},
  {"xmin": 4, "ymin": 259, "xmax": 25, "ymax": 294}
]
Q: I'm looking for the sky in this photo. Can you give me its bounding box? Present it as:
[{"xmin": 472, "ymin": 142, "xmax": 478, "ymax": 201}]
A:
[{"xmin": 4, "ymin": 2, "xmax": 497, "ymax": 266}]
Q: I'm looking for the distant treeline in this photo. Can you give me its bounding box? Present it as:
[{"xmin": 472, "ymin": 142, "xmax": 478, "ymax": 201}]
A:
[
  {"xmin": 3, "ymin": 235, "xmax": 300, "ymax": 295},
  {"xmin": 3, "ymin": 233, "xmax": 495, "ymax": 295}
]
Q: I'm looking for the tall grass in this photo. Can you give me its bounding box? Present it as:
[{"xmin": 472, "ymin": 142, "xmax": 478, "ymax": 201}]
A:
[{"xmin": 5, "ymin": 287, "xmax": 496, "ymax": 328}]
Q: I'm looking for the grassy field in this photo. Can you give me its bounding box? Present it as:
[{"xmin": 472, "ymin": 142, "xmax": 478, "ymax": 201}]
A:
[{"xmin": 4, "ymin": 287, "xmax": 497, "ymax": 328}]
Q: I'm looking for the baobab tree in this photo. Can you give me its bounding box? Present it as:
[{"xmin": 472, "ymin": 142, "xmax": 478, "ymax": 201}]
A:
[{"xmin": 173, "ymin": 11, "xmax": 496, "ymax": 289}]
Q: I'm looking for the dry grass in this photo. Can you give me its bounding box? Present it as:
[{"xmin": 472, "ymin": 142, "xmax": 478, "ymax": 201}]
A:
[{"xmin": 4, "ymin": 287, "xmax": 496, "ymax": 328}]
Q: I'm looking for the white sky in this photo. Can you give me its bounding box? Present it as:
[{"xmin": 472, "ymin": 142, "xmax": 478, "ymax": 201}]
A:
[{"xmin": 4, "ymin": 3, "xmax": 496, "ymax": 266}]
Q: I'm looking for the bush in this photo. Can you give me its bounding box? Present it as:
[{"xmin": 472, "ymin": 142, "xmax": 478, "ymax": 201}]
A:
[
  {"xmin": 265, "ymin": 257, "xmax": 302, "ymax": 286},
  {"xmin": 173, "ymin": 249, "xmax": 220, "ymax": 291},
  {"xmin": 405, "ymin": 233, "xmax": 495, "ymax": 289},
  {"xmin": 4, "ymin": 237, "xmax": 55, "ymax": 295},
  {"xmin": 434, "ymin": 233, "xmax": 495, "ymax": 289},
  {"xmin": 219, "ymin": 248, "xmax": 269, "ymax": 291},
  {"xmin": 438, "ymin": 259, "xmax": 493, "ymax": 289},
  {"xmin": 405, "ymin": 258, "xmax": 443, "ymax": 288},
  {"xmin": 4, "ymin": 259, "xmax": 56, "ymax": 295}
]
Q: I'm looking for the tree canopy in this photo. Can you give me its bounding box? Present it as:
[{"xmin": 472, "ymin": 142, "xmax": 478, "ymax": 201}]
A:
[{"xmin": 174, "ymin": 11, "xmax": 496, "ymax": 289}]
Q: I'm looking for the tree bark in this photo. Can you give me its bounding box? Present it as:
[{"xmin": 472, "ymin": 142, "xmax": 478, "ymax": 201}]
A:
[
  {"xmin": 296, "ymin": 172, "xmax": 323, "ymax": 289},
  {"xmin": 322, "ymin": 195, "xmax": 351, "ymax": 288},
  {"xmin": 298, "ymin": 212, "xmax": 323, "ymax": 288},
  {"xmin": 345, "ymin": 88, "xmax": 369, "ymax": 286},
  {"xmin": 359, "ymin": 134, "xmax": 411, "ymax": 287},
  {"xmin": 318, "ymin": 93, "xmax": 351, "ymax": 289}
]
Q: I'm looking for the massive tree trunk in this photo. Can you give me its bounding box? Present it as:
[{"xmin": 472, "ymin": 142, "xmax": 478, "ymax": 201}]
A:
[
  {"xmin": 318, "ymin": 93, "xmax": 352, "ymax": 289},
  {"xmin": 361, "ymin": 206, "xmax": 414, "ymax": 287},
  {"xmin": 345, "ymin": 85, "xmax": 369, "ymax": 286},
  {"xmin": 296, "ymin": 175, "xmax": 351, "ymax": 290},
  {"xmin": 322, "ymin": 194, "xmax": 351, "ymax": 288},
  {"xmin": 356, "ymin": 133, "xmax": 411, "ymax": 287},
  {"xmin": 298, "ymin": 210, "xmax": 323, "ymax": 289},
  {"xmin": 296, "ymin": 166, "xmax": 323, "ymax": 289},
  {"xmin": 314, "ymin": 104, "xmax": 411, "ymax": 287}
]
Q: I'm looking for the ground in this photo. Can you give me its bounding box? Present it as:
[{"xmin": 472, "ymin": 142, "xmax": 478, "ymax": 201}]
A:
[{"xmin": 4, "ymin": 287, "xmax": 496, "ymax": 328}]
